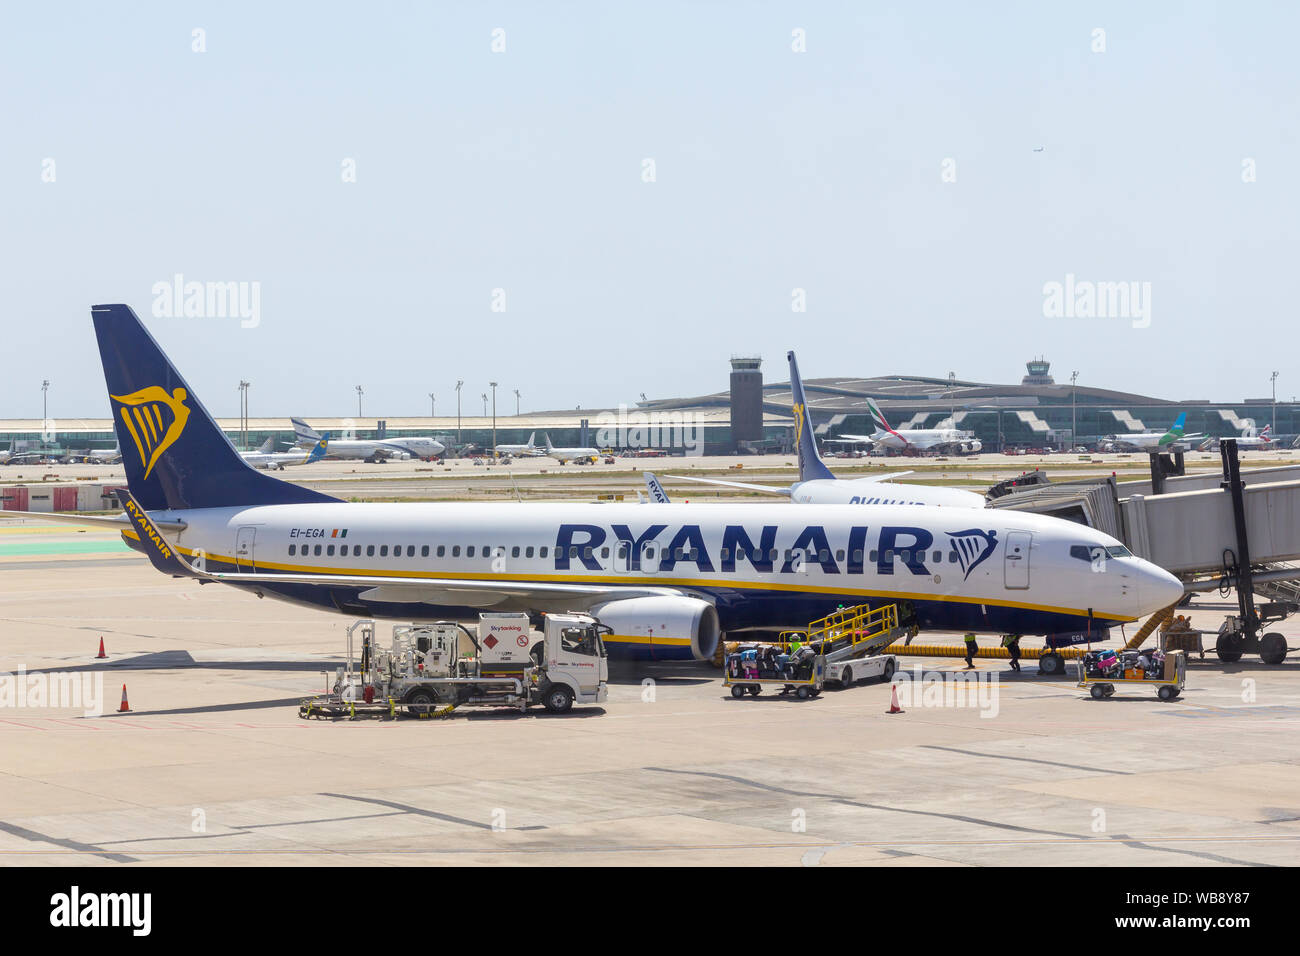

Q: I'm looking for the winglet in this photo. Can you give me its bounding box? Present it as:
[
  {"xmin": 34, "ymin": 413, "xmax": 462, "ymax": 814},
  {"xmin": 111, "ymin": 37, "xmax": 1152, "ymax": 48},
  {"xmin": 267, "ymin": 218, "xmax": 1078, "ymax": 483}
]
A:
[
  {"xmin": 787, "ymin": 351, "xmax": 835, "ymax": 482},
  {"xmin": 115, "ymin": 489, "xmax": 200, "ymax": 577}
]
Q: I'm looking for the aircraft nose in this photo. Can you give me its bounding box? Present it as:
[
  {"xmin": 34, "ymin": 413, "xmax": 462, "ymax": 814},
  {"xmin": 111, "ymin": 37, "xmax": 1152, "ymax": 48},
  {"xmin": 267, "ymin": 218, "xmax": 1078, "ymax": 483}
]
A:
[{"xmin": 1139, "ymin": 561, "xmax": 1185, "ymax": 614}]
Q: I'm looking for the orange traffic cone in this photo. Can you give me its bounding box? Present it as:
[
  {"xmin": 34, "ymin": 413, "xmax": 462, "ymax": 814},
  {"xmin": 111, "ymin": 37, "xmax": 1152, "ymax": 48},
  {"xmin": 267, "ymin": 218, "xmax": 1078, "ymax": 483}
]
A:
[
  {"xmin": 118, "ymin": 684, "xmax": 130, "ymax": 713},
  {"xmin": 95, "ymin": 637, "xmax": 107, "ymax": 660},
  {"xmin": 886, "ymin": 683, "xmax": 904, "ymax": 715}
]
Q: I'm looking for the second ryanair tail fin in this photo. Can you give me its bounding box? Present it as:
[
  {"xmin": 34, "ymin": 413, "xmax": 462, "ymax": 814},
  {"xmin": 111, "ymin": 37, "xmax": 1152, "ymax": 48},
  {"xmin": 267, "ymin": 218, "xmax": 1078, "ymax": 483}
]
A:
[
  {"xmin": 786, "ymin": 351, "xmax": 835, "ymax": 482},
  {"xmin": 644, "ymin": 471, "xmax": 670, "ymax": 503},
  {"xmin": 92, "ymin": 304, "xmax": 339, "ymax": 512}
]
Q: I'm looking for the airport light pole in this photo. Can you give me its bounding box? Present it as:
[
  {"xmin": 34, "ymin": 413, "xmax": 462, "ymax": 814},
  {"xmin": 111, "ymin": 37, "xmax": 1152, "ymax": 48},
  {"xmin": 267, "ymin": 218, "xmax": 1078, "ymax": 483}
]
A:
[
  {"xmin": 356, "ymin": 385, "xmax": 363, "ymax": 418},
  {"xmin": 490, "ymin": 382, "xmax": 498, "ymax": 457},
  {"xmin": 514, "ymin": 388, "xmax": 520, "ymax": 416},
  {"xmin": 428, "ymin": 392, "xmax": 436, "ymax": 418},
  {"xmin": 455, "ymin": 380, "xmax": 464, "ymax": 443},
  {"xmin": 1071, "ymin": 370, "xmax": 1079, "ymax": 451},
  {"xmin": 1272, "ymin": 370, "xmax": 1279, "ymax": 435},
  {"xmin": 481, "ymin": 392, "xmax": 488, "ymax": 416},
  {"xmin": 238, "ymin": 380, "xmax": 250, "ymax": 450},
  {"xmin": 41, "ymin": 379, "xmax": 50, "ymax": 444}
]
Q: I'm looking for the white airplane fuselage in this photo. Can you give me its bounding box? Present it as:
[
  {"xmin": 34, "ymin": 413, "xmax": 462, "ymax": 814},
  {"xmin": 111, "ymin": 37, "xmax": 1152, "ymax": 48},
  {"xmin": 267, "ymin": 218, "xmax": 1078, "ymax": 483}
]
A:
[
  {"xmin": 790, "ymin": 478, "xmax": 986, "ymax": 508},
  {"xmin": 871, "ymin": 428, "xmax": 980, "ymax": 452},
  {"xmin": 131, "ymin": 500, "xmax": 1183, "ymax": 644}
]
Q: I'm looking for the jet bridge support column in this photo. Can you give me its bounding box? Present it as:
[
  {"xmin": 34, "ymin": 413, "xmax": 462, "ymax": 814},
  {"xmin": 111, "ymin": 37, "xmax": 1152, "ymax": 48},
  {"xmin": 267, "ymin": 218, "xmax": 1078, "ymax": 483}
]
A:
[
  {"xmin": 1218, "ymin": 439, "xmax": 1262, "ymax": 662},
  {"xmin": 1147, "ymin": 449, "xmax": 1185, "ymax": 495}
]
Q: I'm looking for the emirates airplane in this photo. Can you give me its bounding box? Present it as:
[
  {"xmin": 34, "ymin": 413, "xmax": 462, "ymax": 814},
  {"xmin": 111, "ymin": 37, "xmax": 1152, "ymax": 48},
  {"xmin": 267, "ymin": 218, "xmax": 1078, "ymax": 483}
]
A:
[
  {"xmin": 23, "ymin": 305, "xmax": 1183, "ymax": 661},
  {"xmin": 838, "ymin": 398, "xmax": 983, "ymax": 455}
]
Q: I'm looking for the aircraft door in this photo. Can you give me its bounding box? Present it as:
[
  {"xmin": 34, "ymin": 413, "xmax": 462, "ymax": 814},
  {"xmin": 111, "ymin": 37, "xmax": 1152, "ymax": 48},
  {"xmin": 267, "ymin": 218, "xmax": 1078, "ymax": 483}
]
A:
[
  {"xmin": 235, "ymin": 527, "xmax": 256, "ymax": 572},
  {"xmin": 612, "ymin": 540, "xmax": 631, "ymax": 573},
  {"xmin": 640, "ymin": 541, "xmax": 660, "ymax": 574},
  {"xmin": 1004, "ymin": 531, "xmax": 1031, "ymax": 589}
]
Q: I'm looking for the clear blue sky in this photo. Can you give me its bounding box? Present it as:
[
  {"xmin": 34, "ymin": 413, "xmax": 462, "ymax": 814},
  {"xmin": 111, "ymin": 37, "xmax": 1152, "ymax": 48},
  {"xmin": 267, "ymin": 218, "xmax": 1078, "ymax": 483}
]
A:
[{"xmin": 2, "ymin": 2, "xmax": 1296, "ymax": 420}]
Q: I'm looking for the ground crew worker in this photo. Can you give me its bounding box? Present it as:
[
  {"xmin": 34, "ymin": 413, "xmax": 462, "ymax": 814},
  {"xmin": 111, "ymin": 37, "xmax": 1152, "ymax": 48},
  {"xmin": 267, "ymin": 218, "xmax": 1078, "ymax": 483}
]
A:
[
  {"xmin": 963, "ymin": 632, "xmax": 978, "ymax": 669},
  {"xmin": 1001, "ymin": 633, "xmax": 1022, "ymax": 672}
]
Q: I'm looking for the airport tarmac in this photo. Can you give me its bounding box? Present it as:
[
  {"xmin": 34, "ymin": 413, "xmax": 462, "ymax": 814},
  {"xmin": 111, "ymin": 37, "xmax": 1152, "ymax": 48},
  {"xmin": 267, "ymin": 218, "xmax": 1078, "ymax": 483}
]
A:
[
  {"xmin": 1, "ymin": 522, "xmax": 1299, "ymax": 866},
  {"xmin": 6, "ymin": 448, "xmax": 1299, "ymax": 503}
]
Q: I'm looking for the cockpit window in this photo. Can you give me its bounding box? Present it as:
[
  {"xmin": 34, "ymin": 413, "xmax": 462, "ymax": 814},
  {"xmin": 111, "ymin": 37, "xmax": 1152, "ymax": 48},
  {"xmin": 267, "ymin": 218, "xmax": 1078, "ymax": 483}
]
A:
[
  {"xmin": 1105, "ymin": 545, "xmax": 1132, "ymax": 558},
  {"xmin": 1069, "ymin": 545, "xmax": 1098, "ymax": 562}
]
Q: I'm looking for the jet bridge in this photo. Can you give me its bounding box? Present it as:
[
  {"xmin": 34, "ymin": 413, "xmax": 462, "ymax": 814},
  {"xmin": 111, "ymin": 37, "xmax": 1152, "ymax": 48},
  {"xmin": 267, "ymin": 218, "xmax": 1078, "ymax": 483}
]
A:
[{"xmin": 989, "ymin": 442, "xmax": 1300, "ymax": 664}]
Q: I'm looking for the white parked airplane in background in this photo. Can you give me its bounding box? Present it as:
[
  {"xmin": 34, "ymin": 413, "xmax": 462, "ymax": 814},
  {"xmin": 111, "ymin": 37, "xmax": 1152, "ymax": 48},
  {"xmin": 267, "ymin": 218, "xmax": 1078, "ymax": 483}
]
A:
[
  {"xmin": 837, "ymin": 398, "xmax": 982, "ymax": 455},
  {"xmin": 64, "ymin": 445, "xmax": 122, "ymax": 464},
  {"xmin": 242, "ymin": 437, "xmax": 329, "ymax": 470},
  {"xmin": 1197, "ymin": 424, "xmax": 1276, "ymax": 451},
  {"xmin": 1099, "ymin": 413, "xmax": 1203, "ymax": 452},
  {"xmin": 668, "ymin": 352, "xmax": 986, "ymax": 508},
  {"xmin": 543, "ymin": 434, "xmax": 602, "ymax": 464},
  {"xmin": 19, "ymin": 305, "xmax": 1184, "ymax": 664},
  {"xmin": 495, "ymin": 432, "xmax": 543, "ymax": 457},
  {"xmin": 0, "ymin": 444, "xmax": 47, "ymax": 465},
  {"xmin": 1233, "ymin": 424, "xmax": 1275, "ymax": 449},
  {"xmin": 291, "ymin": 418, "xmax": 444, "ymax": 462}
]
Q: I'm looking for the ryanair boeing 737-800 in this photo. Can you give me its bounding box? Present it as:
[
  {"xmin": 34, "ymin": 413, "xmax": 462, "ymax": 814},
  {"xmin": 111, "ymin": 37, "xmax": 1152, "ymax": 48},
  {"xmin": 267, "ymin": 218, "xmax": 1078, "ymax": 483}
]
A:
[{"xmin": 19, "ymin": 305, "xmax": 1185, "ymax": 661}]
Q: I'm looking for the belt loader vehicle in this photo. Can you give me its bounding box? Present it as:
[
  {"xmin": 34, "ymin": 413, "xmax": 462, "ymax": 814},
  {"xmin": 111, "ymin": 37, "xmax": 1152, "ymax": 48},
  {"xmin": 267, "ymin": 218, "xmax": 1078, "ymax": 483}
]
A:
[
  {"xmin": 722, "ymin": 604, "xmax": 910, "ymax": 700},
  {"xmin": 300, "ymin": 611, "xmax": 609, "ymax": 719}
]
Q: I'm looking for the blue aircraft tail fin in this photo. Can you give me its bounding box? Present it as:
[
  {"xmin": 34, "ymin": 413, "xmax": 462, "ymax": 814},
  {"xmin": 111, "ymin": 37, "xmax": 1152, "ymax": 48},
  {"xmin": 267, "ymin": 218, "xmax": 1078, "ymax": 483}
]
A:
[
  {"xmin": 92, "ymin": 304, "xmax": 339, "ymax": 511},
  {"xmin": 305, "ymin": 438, "xmax": 328, "ymax": 463},
  {"xmin": 787, "ymin": 351, "xmax": 835, "ymax": 482}
]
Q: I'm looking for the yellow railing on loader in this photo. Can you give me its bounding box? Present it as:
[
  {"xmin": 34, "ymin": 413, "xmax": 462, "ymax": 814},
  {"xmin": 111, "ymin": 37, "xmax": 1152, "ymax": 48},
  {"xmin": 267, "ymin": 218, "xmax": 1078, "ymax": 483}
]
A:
[{"xmin": 778, "ymin": 604, "xmax": 900, "ymax": 653}]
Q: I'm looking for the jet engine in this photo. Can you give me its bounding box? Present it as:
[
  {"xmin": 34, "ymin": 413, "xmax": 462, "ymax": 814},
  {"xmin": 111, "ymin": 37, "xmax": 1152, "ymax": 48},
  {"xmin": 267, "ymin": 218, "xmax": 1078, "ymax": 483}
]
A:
[{"xmin": 590, "ymin": 595, "xmax": 720, "ymax": 662}]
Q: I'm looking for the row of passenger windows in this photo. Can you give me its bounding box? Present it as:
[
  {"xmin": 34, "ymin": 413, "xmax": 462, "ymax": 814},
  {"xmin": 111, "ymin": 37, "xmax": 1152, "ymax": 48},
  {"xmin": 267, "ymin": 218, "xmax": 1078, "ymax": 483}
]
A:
[
  {"xmin": 288, "ymin": 543, "xmax": 555, "ymax": 559},
  {"xmin": 286, "ymin": 541, "xmax": 972, "ymax": 565}
]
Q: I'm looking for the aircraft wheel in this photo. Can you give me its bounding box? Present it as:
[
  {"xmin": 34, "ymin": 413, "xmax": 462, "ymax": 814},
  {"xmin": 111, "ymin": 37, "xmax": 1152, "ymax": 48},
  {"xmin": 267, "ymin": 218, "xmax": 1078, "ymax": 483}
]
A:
[
  {"xmin": 1261, "ymin": 632, "xmax": 1288, "ymax": 665},
  {"xmin": 1039, "ymin": 652, "xmax": 1064, "ymax": 676},
  {"xmin": 1216, "ymin": 632, "xmax": 1244, "ymax": 663}
]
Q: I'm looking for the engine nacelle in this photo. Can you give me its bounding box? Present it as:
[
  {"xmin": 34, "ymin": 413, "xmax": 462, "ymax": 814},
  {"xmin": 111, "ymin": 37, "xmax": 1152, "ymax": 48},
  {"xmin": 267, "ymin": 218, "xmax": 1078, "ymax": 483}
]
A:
[{"xmin": 590, "ymin": 595, "xmax": 720, "ymax": 662}]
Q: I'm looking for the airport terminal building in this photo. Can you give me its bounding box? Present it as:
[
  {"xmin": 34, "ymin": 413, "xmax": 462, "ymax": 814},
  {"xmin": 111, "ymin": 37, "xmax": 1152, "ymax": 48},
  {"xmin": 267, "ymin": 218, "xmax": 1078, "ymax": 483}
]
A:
[{"xmin": 1, "ymin": 358, "xmax": 1293, "ymax": 457}]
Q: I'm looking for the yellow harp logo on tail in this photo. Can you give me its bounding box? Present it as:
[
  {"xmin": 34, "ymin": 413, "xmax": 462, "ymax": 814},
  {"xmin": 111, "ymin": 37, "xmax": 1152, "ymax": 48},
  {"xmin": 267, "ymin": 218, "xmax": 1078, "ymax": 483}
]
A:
[
  {"xmin": 792, "ymin": 402, "xmax": 805, "ymax": 448},
  {"xmin": 111, "ymin": 386, "xmax": 191, "ymax": 479}
]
